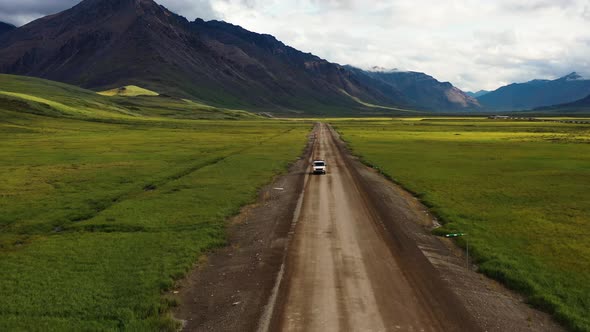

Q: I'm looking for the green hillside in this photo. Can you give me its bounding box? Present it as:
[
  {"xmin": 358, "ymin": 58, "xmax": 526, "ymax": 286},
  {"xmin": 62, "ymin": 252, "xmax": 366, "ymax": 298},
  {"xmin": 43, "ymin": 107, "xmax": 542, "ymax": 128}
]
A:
[{"xmin": 0, "ymin": 74, "xmax": 256, "ymax": 120}]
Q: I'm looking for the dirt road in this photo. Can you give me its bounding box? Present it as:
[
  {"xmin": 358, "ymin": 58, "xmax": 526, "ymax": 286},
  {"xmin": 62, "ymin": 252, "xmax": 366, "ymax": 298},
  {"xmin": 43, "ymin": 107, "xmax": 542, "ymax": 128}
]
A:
[
  {"xmin": 265, "ymin": 123, "xmax": 480, "ymax": 331},
  {"xmin": 176, "ymin": 123, "xmax": 562, "ymax": 332}
]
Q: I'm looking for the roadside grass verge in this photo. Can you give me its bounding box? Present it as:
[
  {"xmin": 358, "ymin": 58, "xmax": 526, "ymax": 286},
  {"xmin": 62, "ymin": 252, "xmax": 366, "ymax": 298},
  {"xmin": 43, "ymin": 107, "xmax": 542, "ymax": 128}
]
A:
[
  {"xmin": 0, "ymin": 108, "xmax": 310, "ymax": 330},
  {"xmin": 333, "ymin": 118, "xmax": 590, "ymax": 331}
]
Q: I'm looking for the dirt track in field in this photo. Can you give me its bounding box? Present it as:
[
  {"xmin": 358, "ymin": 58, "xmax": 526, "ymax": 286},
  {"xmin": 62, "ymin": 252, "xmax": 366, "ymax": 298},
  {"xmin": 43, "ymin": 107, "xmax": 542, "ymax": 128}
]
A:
[
  {"xmin": 176, "ymin": 123, "xmax": 563, "ymax": 332},
  {"xmin": 266, "ymin": 123, "xmax": 479, "ymax": 331}
]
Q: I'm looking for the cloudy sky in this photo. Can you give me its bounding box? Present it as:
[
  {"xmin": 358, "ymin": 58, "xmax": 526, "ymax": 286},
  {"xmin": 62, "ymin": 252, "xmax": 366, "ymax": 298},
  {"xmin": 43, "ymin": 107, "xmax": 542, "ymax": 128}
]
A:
[{"xmin": 1, "ymin": 0, "xmax": 589, "ymax": 92}]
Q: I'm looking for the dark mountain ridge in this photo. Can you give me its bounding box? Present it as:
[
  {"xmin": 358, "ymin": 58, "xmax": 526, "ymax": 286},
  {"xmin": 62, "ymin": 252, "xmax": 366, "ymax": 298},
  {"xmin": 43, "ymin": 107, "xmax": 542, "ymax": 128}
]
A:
[
  {"xmin": 477, "ymin": 72, "xmax": 590, "ymax": 111},
  {"xmin": 0, "ymin": 21, "xmax": 15, "ymax": 35},
  {"xmin": 0, "ymin": 0, "xmax": 413, "ymax": 113},
  {"xmin": 560, "ymin": 93, "xmax": 590, "ymax": 107}
]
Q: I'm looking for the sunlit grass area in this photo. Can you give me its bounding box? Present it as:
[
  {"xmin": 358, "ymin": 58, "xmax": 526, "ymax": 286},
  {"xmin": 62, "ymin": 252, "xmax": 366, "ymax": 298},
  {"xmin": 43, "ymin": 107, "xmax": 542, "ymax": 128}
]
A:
[
  {"xmin": 333, "ymin": 118, "xmax": 590, "ymax": 331},
  {"xmin": 98, "ymin": 85, "xmax": 159, "ymax": 97}
]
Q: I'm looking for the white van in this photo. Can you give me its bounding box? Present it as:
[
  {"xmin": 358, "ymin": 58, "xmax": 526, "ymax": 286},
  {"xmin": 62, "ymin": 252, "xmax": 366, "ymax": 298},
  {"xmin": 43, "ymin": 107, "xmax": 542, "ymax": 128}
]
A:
[{"xmin": 312, "ymin": 160, "xmax": 327, "ymax": 174}]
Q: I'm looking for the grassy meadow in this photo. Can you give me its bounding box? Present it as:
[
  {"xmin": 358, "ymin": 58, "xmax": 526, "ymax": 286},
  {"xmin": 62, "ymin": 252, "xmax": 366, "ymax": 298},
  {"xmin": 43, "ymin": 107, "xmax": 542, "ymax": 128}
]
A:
[
  {"xmin": 0, "ymin": 75, "xmax": 310, "ymax": 330},
  {"xmin": 334, "ymin": 118, "xmax": 590, "ymax": 331}
]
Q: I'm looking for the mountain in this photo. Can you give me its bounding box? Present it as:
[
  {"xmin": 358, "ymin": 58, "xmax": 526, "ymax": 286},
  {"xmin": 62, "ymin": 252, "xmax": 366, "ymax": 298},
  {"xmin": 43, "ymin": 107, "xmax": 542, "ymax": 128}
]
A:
[
  {"xmin": 0, "ymin": 22, "xmax": 15, "ymax": 35},
  {"xmin": 558, "ymin": 93, "xmax": 590, "ymax": 108},
  {"xmin": 0, "ymin": 0, "xmax": 411, "ymax": 114},
  {"xmin": 477, "ymin": 72, "xmax": 590, "ymax": 110},
  {"xmin": 346, "ymin": 67, "xmax": 480, "ymax": 111},
  {"xmin": 533, "ymin": 93, "xmax": 590, "ymax": 114},
  {"xmin": 466, "ymin": 90, "xmax": 489, "ymax": 98}
]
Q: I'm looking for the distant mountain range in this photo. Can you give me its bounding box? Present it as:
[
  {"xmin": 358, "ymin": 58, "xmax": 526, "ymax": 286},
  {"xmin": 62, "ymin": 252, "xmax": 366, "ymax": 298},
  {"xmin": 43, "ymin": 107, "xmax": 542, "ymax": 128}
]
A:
[
  {"xmin": 0, "ymin": 22, "xmax": 15, "ymax": 35},
  {"xmin": 466, "ymin": 90, "xmax": 489, "ymax": 98},
  {"xmin": 346, "ymin": 67, "xmax": 480, "ymax": 111},
  {"xmin": 477, "ymin": 72, "xmax": 590, "ymax": 110},
  {"xmin": 0, "ymin": 0, "xmax": 479, "ymax": 114}
]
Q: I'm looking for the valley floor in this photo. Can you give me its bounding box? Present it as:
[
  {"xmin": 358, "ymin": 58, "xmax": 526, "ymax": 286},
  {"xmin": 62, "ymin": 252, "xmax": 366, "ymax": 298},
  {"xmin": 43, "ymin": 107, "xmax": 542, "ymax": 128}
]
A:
[
  {"xmin": 1, "ymin": 107, "xmax": 588, "ymax": 331},
  {"xmin": 177, "ymin": 122, "xmax": 564, "ymax": 332},
  {"xmin": 0, "ymin": 109, "xmax": 310, "ymax": 330}
]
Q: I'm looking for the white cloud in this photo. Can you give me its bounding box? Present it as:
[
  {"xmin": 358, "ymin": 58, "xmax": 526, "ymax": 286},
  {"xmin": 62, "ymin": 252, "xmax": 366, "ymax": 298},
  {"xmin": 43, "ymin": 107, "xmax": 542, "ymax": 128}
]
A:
[
  {"xmin": 155, "ymin": 0, "xmax": 218, "ymax": 20},
  {"xmin": 208, "ymin": 0, "xmax": 590, "ymax": 91},
  {"xmin": 0, "ymin": 0, "xmax": 219, "ymax": 25},
  {"xmin": 1, "ymin": 0, "xmax": 589, "ymax": 91}
]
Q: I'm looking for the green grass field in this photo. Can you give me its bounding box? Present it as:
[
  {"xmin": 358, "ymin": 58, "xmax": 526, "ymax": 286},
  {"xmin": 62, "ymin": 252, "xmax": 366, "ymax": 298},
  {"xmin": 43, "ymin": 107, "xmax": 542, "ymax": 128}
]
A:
[
  {"xmin": 334, "ymin": 118, "xmax": 590, "ymax": 331},
  {"xmin": 0, "ymin": 75, "xmax": 310, "ymax": 330}
]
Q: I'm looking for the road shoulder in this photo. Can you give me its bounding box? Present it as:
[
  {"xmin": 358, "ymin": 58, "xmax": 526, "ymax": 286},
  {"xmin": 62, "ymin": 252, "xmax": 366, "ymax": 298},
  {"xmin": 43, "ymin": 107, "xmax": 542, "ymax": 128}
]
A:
[
  {"xmin": 329, "ymin": 124, "xmax": 563, "ymax": 332},
  {"xmin": 172, "ymin": 126, "xmax": 315, "ymax": 331}
]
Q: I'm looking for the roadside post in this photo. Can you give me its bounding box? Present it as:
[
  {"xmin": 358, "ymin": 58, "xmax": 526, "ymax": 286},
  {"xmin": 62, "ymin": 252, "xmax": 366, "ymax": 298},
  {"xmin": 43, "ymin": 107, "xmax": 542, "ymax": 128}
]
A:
[{"xmin": 444, "ymin": 233, "xmax": 469, "ymax": 270}]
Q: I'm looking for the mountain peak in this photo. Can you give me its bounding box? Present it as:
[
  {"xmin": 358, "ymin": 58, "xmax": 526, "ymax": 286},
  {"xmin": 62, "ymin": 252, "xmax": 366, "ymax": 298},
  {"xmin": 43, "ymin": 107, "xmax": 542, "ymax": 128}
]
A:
[
  {"xmin": 561, "ymin": 72, "xmax": 583, "ymax": 81},
  {"xmin": 50, "ymin": 0, "xmax": 189, "ymax": 32},
  {"xmin": 79, "ymin": 0, "xmax": 155, "ymax": 7},
  {"xmin": 368, "ymin": 66, "xmax": 400, "ymax": 73},
  {"xmin": 466, "ymin": 90, "xmax": 489, "ymax": 98},
  {"xmin": 72, "ymin": 0, "xmax": 169, "ymax": 18}
]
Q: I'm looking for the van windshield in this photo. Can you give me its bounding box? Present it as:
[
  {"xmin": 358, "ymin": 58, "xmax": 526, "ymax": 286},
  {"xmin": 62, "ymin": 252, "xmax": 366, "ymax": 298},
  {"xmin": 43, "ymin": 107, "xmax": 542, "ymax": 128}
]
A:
[{"xmin": 314, "ymin": 162, "xmax": 325, "ymax": 166}]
